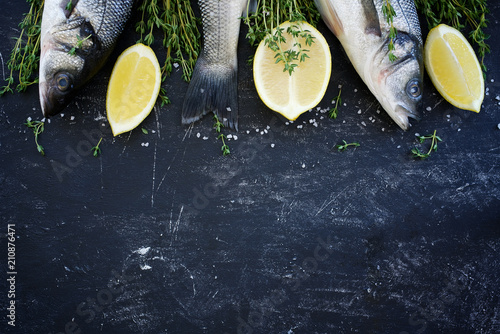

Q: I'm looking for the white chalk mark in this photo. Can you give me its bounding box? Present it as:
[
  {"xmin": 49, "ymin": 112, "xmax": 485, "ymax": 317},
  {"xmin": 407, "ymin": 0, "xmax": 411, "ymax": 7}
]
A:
[
  {"xmin": 182, "ymin": 123, "xmax": 194, "ymax": 142},
  {"xmin": 154, "ymin": 105, "xmax": 161, "ymax": 139},
  {"xmin": 151, "ymin": 138, "xmax": 157, "ymax": 208},
  {"xmin": 0, "ymin": 52, "xmax": 5, "ymax": 81},
  {"xmin": 180, "ymin": 263, "xmax": 196, "ymax": 296},
  {"xmin": 316, "ymin": 186, "xmax": 350, "ymax": 216},
  {"xmin": 170, "ymin": 206, "xmax": 184, "ymax": 246},
  {"xmin": 100, "ymin": 155, "xmax": 104, "ymax": 190},
  {"xmin": 135, "ymin": 247, "xmax": 151, "ymax": 255},
  {"xmin": 120, "ymin": 132, "xmax": 133, "ymax": 155},
  {"xmin": 433, "ymin": 98, "xmax": 445, "ymax": 109},
  {"xmin": 215, "ymin": 236, "xmax": 228, "ymax": 244}
]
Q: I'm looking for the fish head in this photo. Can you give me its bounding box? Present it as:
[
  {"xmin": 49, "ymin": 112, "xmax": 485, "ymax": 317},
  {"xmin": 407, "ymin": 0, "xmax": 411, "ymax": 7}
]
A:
[
  {"xmin": 368, "ymin": 32, "xmax": 424, "ymax": 131},
  {"xmin": 39, "ymin": 18, "xmax": 98, "ymax": 117}
]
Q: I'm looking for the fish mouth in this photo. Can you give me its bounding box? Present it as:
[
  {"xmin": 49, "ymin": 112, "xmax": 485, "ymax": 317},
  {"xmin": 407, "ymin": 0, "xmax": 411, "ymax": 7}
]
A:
[
  {"xmin": 39, "ymin": 81, "xmax": 68, "ymax": 118},
  {"xmin": 394, "ymin": 104, "xmax": 421, "ymax": 131},
  {"xmin": 39, "ymin": 81, "xmax": 52, "ymax": 118}
]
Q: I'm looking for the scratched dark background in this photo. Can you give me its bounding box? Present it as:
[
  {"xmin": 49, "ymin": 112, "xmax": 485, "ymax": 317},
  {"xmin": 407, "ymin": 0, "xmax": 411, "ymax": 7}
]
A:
[{"xmin": 1, "ymin": 1, "xmax": 499, "ymax": 334}]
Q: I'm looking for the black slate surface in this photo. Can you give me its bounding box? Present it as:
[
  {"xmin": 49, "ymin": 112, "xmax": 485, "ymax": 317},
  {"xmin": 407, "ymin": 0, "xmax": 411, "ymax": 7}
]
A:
[{"xmin": 1, "ymin": 1, "xmax": 499, "ymax": 334}]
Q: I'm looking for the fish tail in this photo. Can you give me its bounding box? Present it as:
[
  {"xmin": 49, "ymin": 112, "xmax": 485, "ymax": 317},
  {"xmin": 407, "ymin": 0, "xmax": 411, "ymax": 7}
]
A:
[{"xmin": 182, "ymin": 56, "xmax": 238, "ymax": 131}]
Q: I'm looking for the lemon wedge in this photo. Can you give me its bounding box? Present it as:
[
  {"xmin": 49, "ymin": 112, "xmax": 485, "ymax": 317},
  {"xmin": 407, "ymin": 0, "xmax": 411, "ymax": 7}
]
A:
[
  {"xmin": 106, "ymin": 43, "xmax": 161, "ymax": 136},
  {"xmin": 424, "ymin": 24, "xmax": 484, "ymax": 112},
  {"xmin": 253, "ymin": 21, "xmax": 332, "ymax": 120}
]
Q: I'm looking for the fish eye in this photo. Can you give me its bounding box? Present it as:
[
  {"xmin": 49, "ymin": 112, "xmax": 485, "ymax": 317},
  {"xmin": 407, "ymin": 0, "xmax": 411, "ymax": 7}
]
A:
[
  {"xmin": 56, "ymin": 73, "xmax": 72, "ymax": 92},
  {"xmin": 406, "ymin": 79, "xmax": 421, "ymax": 99}
]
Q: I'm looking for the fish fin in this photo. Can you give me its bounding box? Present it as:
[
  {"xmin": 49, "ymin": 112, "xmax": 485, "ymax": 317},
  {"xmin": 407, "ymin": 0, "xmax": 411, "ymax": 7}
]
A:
[
  {"xmin": 182, "ymin": 56, "xmax": 238, "ymax": 130},
  {"xmin": 314, "ymin": 0, "xmax": 343, "ymax": 37},
  {"xmin": 61, "ymin": 0, "xmax": 80, "ymax": 18},
  {"xmin": 361, "ymin": 0, "xmax": 381, "ymax": 36}
]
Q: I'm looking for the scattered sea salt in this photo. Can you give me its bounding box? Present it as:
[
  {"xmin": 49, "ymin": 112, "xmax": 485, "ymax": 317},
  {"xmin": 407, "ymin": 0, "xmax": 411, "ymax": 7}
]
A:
[
  {"xmin": 354, "ymin": 89, "xmax": 358, "ymax": 93},
  {"xmin": 196, "ymin": 132, "xmax": 201, "ymax": 138},
  {"xmin": 173, "ymin": 63, "xmax": 179, "ymax": 68},
  {"xmin": 426, "ymin": 107, "xmax": 432, "ymax": 111},
  {"xmin": 27, "ymin": 117, "xmax": 32, "ymax": 122},
  {"xmin": 297, "ymin": 125, "xmax": 303, "ymax": 129},
  {"xmin": 301, "ymin": 163, "xmax": 306, "ymax": 168},
  {"xmin": 227, "ymin": 134, "xmax": 233, "ymax": 139},
  {"xmin": 70, "ymin": 116, "xmax": 75, "ymax": 121},
  {"xmin": 203, "ymin": 136, "xmax": 209, "ymax": 140},
  {"xmin": 361, "ymin": 121, "xmax": 367, "ymax": 127},
  {"xmin": 357, "ymin": 109, "xmax": 362, "ymax": 114},
  {"xmin": 271, "ymin": 143, "xmax": 275, "ymax": 148},
  {"xmin": 233, "ymin": 135, "xmax": 238, "ymax": 140},
  {"xmin": 60, "ymin": 113, "xmax": 65, "ymax": 117}
]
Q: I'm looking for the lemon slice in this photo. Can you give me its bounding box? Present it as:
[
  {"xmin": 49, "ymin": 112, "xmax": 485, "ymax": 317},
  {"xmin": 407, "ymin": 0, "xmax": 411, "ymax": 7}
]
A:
[
  {"xmin": 106, "ymin": 43, "xmax": 161, "ymax": 136},
  {"xmin": 424, "ymin": 24, "xmax": 484, "ymax": 112},
  {"xmin": 253, "ymin": 21, "xmax": 332, "ymax": 120}
]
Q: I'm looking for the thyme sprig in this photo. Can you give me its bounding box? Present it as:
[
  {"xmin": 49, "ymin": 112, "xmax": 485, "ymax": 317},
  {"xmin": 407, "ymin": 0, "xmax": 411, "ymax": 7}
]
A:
[
  {"xmin": 91, "ymin": 137, "xmax": 103, "ymax": 157},
  {"xmin": 328, "ymin": 88, "xmax": 342, "ymax": 119},
  {"xmin": 244, "ymin": 0, "xmax": 320, "ymax": 75},
  {"xmin": 382, "ymin": 0, "xmax": 398, "ymax": 62},
  {"xmin": 24, "ymin": 118, "xmax": 45, "ymax": 155},
  {"xmin": 213, "ymin": 115, "xmax": 230, "ymax": 156},
  {"xmin": 136, "ymin": 0, "xmax": 201, "ymax": 83},
  {"xmin": 68, "ymin": 34, "xmax": 92, "ymax": 56},
  {"xmin": 0, "ymin": 0, "xmax": 43, "ymax": 95},
  {"xmin": 415, "ymin": 0, "xmax": 490, "ymax": 73},
  {"xmin": 335, "ymin": 140, "xmax": 360, "ymax": 152},
  {"xmin": 411, "ymin": 130, "xmax": 442, "ymax": 159}
]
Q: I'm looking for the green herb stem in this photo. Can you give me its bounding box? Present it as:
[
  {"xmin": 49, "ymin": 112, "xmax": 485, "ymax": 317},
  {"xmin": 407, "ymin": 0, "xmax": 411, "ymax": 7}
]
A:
[{"xmin": 411, "ymin": 130, "xmax": 442, "ymax": 159}]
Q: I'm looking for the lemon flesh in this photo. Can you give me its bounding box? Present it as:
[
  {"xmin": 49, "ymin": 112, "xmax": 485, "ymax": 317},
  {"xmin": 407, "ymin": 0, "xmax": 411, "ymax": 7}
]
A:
[
  {"xmin": 107, "ymin": 43, "xmax": 161, "ymax": 136},
  {"xmin": 424, "ymin": 24, "xmax": 484, "ymax": 112},
  {"xmin": 253, "ymin": 21, "xmax": 332, "ymax": 120}
]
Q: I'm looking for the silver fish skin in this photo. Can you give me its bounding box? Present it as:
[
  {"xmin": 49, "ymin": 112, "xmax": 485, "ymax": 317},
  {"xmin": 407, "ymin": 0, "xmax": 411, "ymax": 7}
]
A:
[
  {"xmin": 314, "ymin": 0, "xmax": 424, "ymax": 130},
  {"xmin": 39, "ymin": 0, "xmax": 134, "ymax": 117},
  {"xmin": 182, "ymin": 0, "xmax": 248, "ymax": 130}
]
